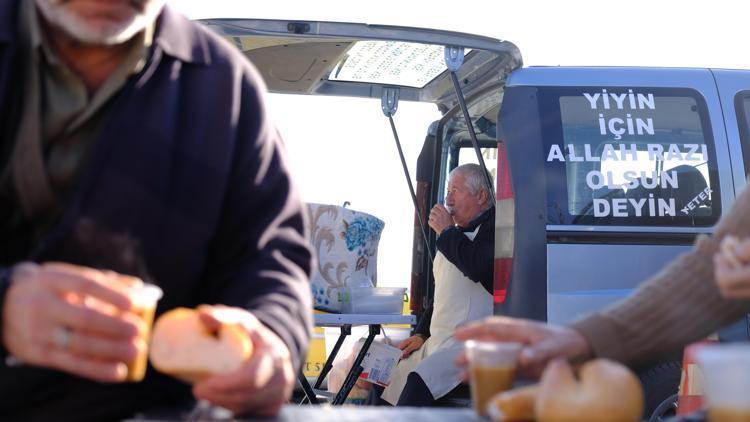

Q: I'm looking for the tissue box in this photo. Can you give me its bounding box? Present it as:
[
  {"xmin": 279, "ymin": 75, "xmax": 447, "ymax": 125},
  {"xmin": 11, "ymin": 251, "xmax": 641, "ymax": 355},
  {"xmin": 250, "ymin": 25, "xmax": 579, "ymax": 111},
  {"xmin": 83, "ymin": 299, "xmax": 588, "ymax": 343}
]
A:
[{"xmin": 341, "ymin": 287, "xmax": 406, "ymax": 315}]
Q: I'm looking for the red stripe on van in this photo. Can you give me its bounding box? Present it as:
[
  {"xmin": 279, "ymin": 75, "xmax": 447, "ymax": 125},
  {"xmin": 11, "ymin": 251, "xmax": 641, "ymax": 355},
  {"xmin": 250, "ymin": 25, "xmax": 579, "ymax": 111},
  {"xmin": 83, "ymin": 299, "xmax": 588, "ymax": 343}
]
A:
[
  {"xmin": 494, "ymin": 257, "xmax": 512, "ymax": 303},
  {"xmin": 497, "ymin": 143, "xmax": 513, "ymax": 200},
  {"xmin": 495, "ymin": 197, "xmax": 514, "ymax": 259},
  {"xmin": 494, "ymin": 142, "xmax": 514, "ymax": 305}
]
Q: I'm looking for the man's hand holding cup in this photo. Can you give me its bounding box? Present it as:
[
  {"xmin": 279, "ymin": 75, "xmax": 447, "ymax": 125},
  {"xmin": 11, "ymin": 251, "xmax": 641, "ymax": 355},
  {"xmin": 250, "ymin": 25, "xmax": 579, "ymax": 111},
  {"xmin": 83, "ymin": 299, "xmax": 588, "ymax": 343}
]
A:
[
  {"xmin": 2, "ymin": 262, "xmax": 162, "ymax": 382},
  {"xmin": 428, "ymin": 204, "xmax": 454, "ymax": 234}
]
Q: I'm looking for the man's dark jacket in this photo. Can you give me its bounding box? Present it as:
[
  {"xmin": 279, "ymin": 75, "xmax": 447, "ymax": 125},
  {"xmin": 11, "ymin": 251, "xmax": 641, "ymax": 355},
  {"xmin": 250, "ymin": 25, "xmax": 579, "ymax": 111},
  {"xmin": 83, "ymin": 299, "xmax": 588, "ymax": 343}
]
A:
[{"xmin": 0, "ymin": 2, "xmax": 313, "ymax": 420}]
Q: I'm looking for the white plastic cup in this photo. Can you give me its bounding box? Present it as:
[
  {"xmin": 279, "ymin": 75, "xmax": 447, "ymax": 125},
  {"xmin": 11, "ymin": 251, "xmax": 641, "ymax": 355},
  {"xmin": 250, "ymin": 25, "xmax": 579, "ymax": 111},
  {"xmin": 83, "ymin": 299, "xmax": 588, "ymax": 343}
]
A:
[
  {"xmin": 465, "ymin": 340, "xmax": 522, "ymax": 417},
  {"xmin": 122, "ymin": 282, "xmax": 163, "ymax": 382},
  {"xmin": 129, "ymin": 282, "xmax": 163, "ymax": 313},
  {"xmin": 696, "ymin": 343, "xmax": 750, "ymax": 422}
]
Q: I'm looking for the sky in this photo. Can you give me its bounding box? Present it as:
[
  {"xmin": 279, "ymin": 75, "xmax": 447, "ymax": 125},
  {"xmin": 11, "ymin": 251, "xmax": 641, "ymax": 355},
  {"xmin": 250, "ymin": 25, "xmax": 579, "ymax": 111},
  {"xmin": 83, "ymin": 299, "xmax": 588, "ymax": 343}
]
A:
[{"xmin": 168, "ymin": 0, "xmax": 750, "ymax": 289}]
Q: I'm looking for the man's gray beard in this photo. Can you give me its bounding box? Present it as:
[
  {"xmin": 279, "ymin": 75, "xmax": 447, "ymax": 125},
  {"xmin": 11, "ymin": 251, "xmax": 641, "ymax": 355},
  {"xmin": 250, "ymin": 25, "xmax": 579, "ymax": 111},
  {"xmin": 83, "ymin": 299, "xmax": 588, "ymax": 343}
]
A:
[{"xmin": 34, "ymin": 0, "xmax": 164, "ymax": 46}]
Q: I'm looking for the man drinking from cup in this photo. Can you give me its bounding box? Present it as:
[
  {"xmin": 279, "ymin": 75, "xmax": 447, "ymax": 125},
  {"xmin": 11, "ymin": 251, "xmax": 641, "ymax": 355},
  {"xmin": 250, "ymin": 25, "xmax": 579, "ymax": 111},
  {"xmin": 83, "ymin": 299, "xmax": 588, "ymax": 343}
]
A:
[{"xmin": 378, "ymin": 163, "xmax": 495, "ymax": 406}]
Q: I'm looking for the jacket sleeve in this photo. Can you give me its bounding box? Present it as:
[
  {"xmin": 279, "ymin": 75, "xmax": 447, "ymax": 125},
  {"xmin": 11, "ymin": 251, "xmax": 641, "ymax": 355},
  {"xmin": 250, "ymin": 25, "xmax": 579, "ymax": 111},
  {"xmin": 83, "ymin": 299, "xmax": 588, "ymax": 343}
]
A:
[
  {"xmin": 0, "ymin": 266, "xmax": 10, "ymax": 359},
  {"xmin": 201, "ymin": 65, "xmax": 313, "ymax": 372},
  {"xmin": 414, "ymin": 305, "xmax": 433, "ymax": 338},
  {"xmin": 435, "ymin": 222, "xmax": 494, "ymax": 293},
  {"xmin": 570, "ymin": 181, "xmax": 750, "ymax": 367}
]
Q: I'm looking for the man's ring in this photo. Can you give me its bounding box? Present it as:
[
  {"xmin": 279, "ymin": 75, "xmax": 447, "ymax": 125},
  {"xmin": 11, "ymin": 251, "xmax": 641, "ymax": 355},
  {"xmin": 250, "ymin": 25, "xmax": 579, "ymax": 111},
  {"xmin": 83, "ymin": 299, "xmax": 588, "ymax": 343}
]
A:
[{"xmin": 53, "ymin": 326, "xmax": 73, "ymax": 350}]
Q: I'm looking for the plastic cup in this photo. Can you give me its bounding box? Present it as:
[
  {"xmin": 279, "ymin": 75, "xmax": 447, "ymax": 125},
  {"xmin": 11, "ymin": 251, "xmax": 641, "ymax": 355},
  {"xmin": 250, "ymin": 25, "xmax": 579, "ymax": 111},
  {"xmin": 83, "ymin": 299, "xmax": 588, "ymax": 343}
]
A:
[
  {"xmin": 122, "ymin": 282, "xmax": 163, "ymax": 382},
  {"xmin": 696, "ymin": 343, "xmax": 750, "ymax": 422},
  {"xmin": 465, "ymin": 340, "xmax": 522, "ymax": 417}
]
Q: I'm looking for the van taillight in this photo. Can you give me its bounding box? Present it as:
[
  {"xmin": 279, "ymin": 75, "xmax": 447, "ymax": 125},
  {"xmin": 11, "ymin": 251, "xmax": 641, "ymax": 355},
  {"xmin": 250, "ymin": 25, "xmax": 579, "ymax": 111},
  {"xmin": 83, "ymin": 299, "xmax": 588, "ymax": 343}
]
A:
[{"xmin": 494, "ymin": 143, "xmax": 514, "ymax": 304}]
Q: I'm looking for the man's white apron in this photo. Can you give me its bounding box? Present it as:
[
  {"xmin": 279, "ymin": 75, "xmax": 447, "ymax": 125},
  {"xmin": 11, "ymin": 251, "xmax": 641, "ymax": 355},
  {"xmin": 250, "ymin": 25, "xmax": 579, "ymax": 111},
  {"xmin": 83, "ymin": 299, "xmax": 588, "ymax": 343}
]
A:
[{"xmin": 381, "ymin": 226, "xmax": 492, "ymax": 404}]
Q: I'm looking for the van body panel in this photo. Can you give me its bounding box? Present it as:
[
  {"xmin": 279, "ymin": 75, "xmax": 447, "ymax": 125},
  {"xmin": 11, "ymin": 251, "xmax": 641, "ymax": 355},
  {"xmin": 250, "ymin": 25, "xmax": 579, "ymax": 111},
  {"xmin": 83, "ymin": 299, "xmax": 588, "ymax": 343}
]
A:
[
  {"xmin": 712, "ymin": 69, "xmax": 750, "ymax": 191},
  {"xmin": 507, "ymin": 67, "xmax": 735, "ymax": 218},
  {"xmin": 508, "ymin": 66, "xmax": 719, "ymax": 88},
  {"xmin": 495, "ymin": 85, "xmax": 548, "ymax": 320},
  {"xmin": 500, "ymin": 67, "xmax": 740, "ymax": 323},
  {"xmin": 547, "ymin": 243, "xmax": 692, "ymax": 324}
]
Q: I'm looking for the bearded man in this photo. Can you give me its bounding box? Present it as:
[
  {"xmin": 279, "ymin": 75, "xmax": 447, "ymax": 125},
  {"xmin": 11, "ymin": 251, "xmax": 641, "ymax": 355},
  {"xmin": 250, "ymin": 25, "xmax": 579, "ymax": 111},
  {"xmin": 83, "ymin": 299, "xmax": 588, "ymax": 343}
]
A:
[{"xmin": 0, "ymin": 1, "xmax": 313, "ymax": 420}]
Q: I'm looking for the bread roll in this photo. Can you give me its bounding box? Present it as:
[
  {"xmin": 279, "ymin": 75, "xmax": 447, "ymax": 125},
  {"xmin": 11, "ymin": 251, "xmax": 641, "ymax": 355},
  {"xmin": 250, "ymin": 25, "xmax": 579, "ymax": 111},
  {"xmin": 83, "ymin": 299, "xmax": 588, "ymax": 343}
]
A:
[
  {"xmin": 487, "ymin": 383, "xmax": 539, "ymax": 421},
  {"xmin": 535, "ymin": 359, "xmax": 643, "ymax": 422},
  {"xmin": 149, "ymin": 307, "xmax": 253, "ymax": 383}
]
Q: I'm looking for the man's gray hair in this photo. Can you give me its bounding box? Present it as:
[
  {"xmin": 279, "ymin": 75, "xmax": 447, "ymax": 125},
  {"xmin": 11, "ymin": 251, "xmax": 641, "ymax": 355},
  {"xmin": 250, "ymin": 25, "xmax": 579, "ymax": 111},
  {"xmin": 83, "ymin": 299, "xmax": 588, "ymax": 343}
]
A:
[{"xmin": 449, "ymin": 163, "xmax": 495, "ymax": 196}]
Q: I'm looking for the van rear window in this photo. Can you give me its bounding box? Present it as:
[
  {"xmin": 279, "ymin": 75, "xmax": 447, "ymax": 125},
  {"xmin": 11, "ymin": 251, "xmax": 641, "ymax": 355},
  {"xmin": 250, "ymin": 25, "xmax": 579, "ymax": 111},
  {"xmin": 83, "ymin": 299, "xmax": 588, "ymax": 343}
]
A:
[{"xmin": 541, "ymin": 87, "xmax": 720, "ymax": 227}]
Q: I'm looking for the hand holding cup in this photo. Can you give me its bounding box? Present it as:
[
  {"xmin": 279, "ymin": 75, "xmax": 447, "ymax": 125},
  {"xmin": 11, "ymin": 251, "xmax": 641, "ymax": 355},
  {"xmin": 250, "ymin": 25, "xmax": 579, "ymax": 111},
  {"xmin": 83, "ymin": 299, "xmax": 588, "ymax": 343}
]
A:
[
  {"xmin": 428, "ymin": 204, "xmax": 454, "ymax": 234},
  {"xmin": 2, "ymin": 262, "xmax": 161, "ymax": 382}
]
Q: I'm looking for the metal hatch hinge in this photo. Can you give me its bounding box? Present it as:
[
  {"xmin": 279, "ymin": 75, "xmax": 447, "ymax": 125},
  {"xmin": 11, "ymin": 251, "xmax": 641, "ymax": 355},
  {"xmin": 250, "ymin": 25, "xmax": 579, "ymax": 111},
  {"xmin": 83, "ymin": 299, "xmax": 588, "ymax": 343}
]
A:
[
  {"xmin": 444, "ymin": 46, "xmax": 464, "ymax": 72},
  {"xmin": 381, "ymin": 87, "xmax": 399, "ymax": 117}
]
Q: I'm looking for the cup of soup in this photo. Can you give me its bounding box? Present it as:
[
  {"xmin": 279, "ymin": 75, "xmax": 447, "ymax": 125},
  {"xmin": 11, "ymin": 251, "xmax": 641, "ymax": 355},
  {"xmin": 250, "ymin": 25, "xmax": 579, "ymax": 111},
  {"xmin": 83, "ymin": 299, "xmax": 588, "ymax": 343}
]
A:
[
  {"xmin": 465, "ymin": 340, "xmax": 522, "ymax": 417},
  {"xmin": 696, "ymin": 343, "xmax": 750, "ymax": 422}
]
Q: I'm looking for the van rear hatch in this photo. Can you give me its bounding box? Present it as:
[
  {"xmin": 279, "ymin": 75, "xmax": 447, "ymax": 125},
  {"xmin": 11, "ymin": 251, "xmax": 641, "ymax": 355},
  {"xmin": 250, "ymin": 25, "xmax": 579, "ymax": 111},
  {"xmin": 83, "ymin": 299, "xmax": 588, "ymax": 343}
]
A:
[
  {"xmin": 200, "ymin": 19, "xmax": 522, "ymax": 312},
  {"xmin": 199, "ymin": 19, "xmax": 521, "ymax": 115}
]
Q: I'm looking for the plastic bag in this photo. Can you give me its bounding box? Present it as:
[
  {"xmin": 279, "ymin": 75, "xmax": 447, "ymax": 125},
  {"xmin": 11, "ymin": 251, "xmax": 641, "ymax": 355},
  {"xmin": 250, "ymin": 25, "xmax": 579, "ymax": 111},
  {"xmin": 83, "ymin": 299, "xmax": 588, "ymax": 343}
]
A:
[{"xmin": 327, "ymin": 339, "xmax": 373, "ymax": 405}]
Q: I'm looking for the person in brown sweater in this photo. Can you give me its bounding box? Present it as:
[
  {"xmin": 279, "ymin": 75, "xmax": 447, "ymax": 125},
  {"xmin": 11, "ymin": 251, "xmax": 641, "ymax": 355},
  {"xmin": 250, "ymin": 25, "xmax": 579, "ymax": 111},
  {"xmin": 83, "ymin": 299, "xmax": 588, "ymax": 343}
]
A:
[{"xmin": 455, "ymin": 180, "xmax": 750, "ymax": 377}]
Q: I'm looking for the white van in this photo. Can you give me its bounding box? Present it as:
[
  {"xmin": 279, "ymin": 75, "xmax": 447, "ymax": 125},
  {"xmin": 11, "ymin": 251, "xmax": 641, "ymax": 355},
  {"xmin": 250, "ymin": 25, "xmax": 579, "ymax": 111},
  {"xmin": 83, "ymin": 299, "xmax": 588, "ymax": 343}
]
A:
[{"xmin": 200, "ymin": 18, "xmax": 750, "ymax": 416}]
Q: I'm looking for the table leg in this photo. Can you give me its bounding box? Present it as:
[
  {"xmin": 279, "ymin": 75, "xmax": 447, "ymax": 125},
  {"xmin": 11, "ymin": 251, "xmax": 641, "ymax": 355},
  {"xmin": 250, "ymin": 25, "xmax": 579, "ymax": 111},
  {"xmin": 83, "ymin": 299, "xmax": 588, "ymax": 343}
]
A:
[
  {"xmin": 314, "ymin": 324, "xmax": 352, "ymax": 389},
  {"xmin": 332, "ymin": 324, "xmax": 380, "ymax": 405},
  {"xmin": 297, "ymin": 373, "xmax": 319, "ymax": 405}
]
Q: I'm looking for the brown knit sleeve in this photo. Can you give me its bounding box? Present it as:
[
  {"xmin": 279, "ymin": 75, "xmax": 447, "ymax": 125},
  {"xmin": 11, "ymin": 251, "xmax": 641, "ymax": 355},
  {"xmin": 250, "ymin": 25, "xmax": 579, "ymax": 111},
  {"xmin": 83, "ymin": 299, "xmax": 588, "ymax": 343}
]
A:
[{"xmin": 570, "ymin": 182, "xmax": 750, "ymax": 367}]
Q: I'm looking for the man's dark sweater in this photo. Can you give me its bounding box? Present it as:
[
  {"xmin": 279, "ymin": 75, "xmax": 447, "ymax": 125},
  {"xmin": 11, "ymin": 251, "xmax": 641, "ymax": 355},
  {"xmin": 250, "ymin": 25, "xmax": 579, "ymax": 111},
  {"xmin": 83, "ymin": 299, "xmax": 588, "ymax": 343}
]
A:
[{"xmin": 0, "ymin": 3, "xmax": 313, "ymax": 420}]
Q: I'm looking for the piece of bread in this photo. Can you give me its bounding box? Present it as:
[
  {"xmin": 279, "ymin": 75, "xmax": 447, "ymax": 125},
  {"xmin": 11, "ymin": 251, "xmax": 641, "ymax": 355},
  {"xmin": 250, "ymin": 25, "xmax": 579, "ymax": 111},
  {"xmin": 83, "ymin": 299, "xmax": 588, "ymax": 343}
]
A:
[
  {"xmin": 487, "ymin": 383, "xmax": 539, "ymax": 421},
  {"xmin": 149, "ymin": 307, "xmax": 253, "ymax": 384},
  {"xmin": 535, "ymin": 359, "xmax": 643, "ymax": 422}
]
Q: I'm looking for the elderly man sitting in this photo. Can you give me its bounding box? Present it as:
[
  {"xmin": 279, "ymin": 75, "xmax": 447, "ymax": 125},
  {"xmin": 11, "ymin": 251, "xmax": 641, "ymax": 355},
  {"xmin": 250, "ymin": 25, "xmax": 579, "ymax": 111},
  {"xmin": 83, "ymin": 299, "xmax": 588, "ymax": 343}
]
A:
[{"xmin": 379, "ymin": 163, "xmax": 495, "ymax": 406}]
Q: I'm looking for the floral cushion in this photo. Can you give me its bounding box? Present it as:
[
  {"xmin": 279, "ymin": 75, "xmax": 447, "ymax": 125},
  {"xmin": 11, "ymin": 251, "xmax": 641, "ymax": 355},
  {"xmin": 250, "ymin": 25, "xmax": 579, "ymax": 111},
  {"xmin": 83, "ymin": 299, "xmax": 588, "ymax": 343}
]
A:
[{"xmin": 306, "ymin": 203, "xmax": 385, "ymax": 312}]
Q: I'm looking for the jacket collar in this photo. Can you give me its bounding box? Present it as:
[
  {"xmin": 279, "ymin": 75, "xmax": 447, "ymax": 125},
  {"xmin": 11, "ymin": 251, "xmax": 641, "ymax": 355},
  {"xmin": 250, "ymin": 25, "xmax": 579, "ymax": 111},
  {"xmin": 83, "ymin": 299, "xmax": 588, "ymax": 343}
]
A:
[
  {"xmin": 462, "ymin": 205, "xmax": 495, "ymax": 231},
  {"xmin": 154, "ymin": 5, "xmax": 210, "ymax": 65},
  {"xmin": 0, "ymin": 2, "xmax": 211, "ymax": 66}
]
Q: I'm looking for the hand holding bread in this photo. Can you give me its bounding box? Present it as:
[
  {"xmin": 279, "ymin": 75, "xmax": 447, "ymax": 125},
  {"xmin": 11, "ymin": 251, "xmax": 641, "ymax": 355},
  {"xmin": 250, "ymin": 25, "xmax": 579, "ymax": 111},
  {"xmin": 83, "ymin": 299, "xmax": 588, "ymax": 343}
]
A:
[{"xmin": 150, "ymin": 305, "xmax": 294, "ymax": 416}]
